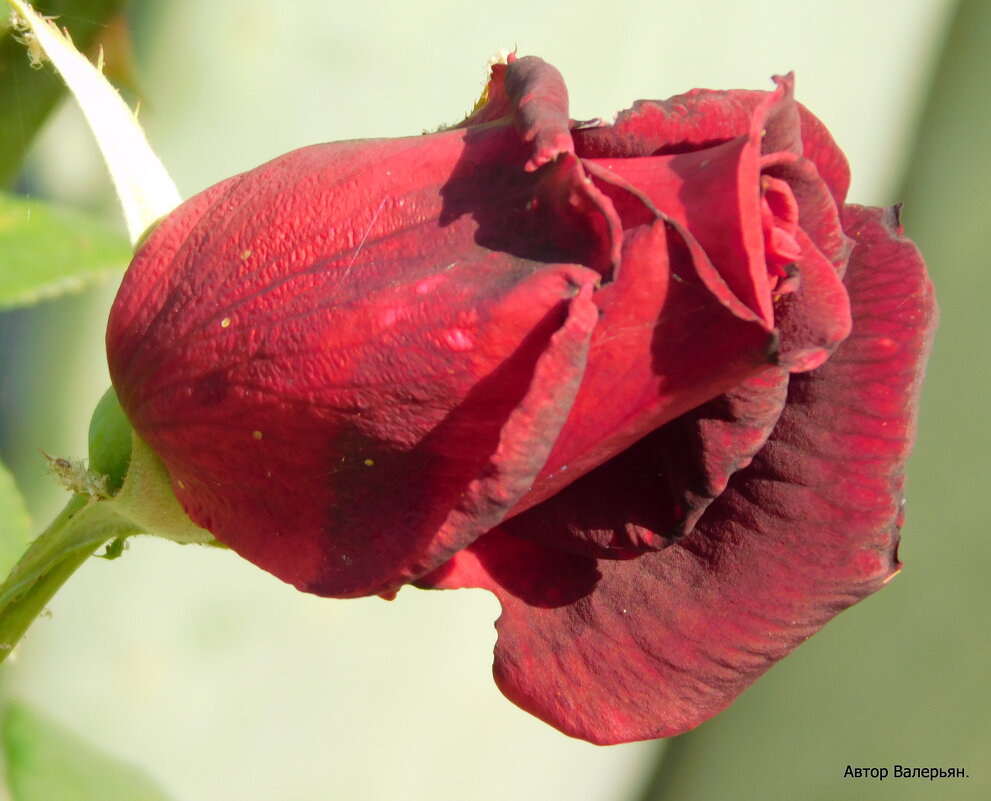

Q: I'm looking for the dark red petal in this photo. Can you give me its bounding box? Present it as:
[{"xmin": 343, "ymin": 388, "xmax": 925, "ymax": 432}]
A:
[
  {"xmin": 515, "ymin": 216, "xmax": 777, "ymax": 513},
  {"xmin": 500, "ymin": 433, "xmax": 679, "ymax": 559},
  {"xmin": 502, "ymin": 367, "xmax": 788, "ymax": 561},
  {"xmin": 503, "ymin": 56, "xmax": 574, "ymax": 170},
  {"xmin": 572, "ymin": 78, "xmax": 851, "ymax": 207},
  {"xmin": 529, "ymin": 153, "xmax": 623, "ymax": 276},
  {"xmin": 420, "ymin": 524, "xmax": 601, "ymax": 608},
  {"xmin": 587, "ymin": 135, "xmax": 776, "ymax": 326},
  {"xmin": 456, "ymin": 57, "xmax": 623, "ymax": 273},
  {"xmin": 581, "ymin": 78, "xmax": 801, "ymax": 329},
  {"xmin": 579, "ymin": 79, "xmax": 851, "ymax": 358},
  {"xmin": 580, "ymin": 161, "xmax": 762, "ymax": 325},
  {"xmin": 793, "ymin": 103, "xmax": 852, "ymax": 206},
  {"xmin": 108, "ymin": 127, "xmax": 608, "ymax": 598},
  {"xmin": 419, "ymin": 203, "xmax": 935, "ymax": 744},
  {"xmin": 402, "ymin": 281, "xmax": 598, "ymax": 581},
  {"xmin": 761, "ymin": 151, "xmax": 852, "ymax": 272},
  {"xmin": 459, "ymin": 55, "xmax": 574, "ymax": 171},
  {"xmin": 773, "ymin": 227, "xmax": 852, "ymax": 371},
  {"xmin": 653, "ymin": 367, "xmax": 790, "ymax": 537}
]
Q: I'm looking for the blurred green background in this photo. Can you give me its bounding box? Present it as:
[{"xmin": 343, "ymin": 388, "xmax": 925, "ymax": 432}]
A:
[{"xmin": 1, "ymin": 0, "xmax": 987, "ymax": 799}]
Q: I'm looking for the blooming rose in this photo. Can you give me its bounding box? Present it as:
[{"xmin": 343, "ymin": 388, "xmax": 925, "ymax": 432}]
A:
[{"xmin": 106, "ymin": 55, "xmax": 936, "ymax": 743}]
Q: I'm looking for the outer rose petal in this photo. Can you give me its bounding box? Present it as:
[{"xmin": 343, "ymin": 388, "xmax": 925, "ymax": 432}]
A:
[
  {"xmin": 419, "ymin": 204, "xmax": 936, "ymax": 743},
  {"xmin": 108, "ymin": 128, "xmax": 606, "ymax": 598}
]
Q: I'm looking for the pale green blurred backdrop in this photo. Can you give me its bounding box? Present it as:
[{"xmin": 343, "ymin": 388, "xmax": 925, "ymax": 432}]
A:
[{"xmin": 3, "ymin": 0, "xmax": 988, "ymax": 799}]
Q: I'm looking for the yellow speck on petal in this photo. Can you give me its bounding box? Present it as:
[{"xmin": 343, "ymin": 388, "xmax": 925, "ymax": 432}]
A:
[
  {"xmin": 221, "ymin": 317, "xmax": 232, "ymax": 328},
  {"xmin": 241, "ymin": 249, "xmax": 252, "ymax": 260},
  {"xmin": 177, "ymin": 479, "xmax": 186, "ymax": 489},
  {"xmin": 252, "ymin": 430, "xmax": 263, "ymax": 440},
  {"xmin": 363, "ymin": 458, "xmax": 375, "ymax": 467}
]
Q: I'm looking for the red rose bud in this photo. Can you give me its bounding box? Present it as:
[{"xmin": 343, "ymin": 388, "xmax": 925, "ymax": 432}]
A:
[{"xmin": 106, "ymin": 55, "xmax": 936, "ymax": 743}]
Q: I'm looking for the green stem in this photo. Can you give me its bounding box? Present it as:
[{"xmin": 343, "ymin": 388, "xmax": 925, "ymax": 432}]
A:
[
  {"xmin": 0, "ymin": 392, "xmax": 216, "ymax": 664},
  {"xmin": 0, "ymin": 493, "xmax": 139, "ymax": 662}
]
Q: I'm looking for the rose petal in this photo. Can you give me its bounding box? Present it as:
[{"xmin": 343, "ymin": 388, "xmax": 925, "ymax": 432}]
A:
[
  {"xmin": 572, "ymin": 76, "xmax": 851, "ymax": 207},
  {"xmin": 453, "ymin": 56, "xmax": 623, "ymax": 275},
  {"xmin": 500, "ymin": 433, "xmax": 680, "ymax": 558},
  {"xmin": 528, "ymin": 153, "xmax": 623, "ymax": 276},
  {"xmin": 419, "ymin": 203, "xmax": 936, "ymax": 743},
  {"xmin": 653, "ymin": 367, "xmax": 790, "ymax": 536},
  {"xmin": 580, "ymin": 78, "xmax": 804, "ymax": 328},
  {"xmin": 578, "ymin": 80, "xmax": 851, "ymax": 353},
  {"xmin": 459, "ymin": 55, "xmax": 574, "ymax": 171},
  {"xmin": 581, "ymin": 160, "xmax": 764, "ymax": 325},
  {"xmin": 503, "ymin": 56, "xmax": 574, "ymax": 170},
  {"xmin": 773, "ymin": 227, "xmax": 852, "ymax": 371},
  {"xmin": 587, "ymin": 134, "xmax": 776, "ymax": 326},
  {"xmin": 411, "ymin": 280, "xmax": 599, "ymax": 582},
  {"xmin": 515, "ymin": 215, "xmax": 778, "ymax": 513},
  {"xmin": 501, "ymin": 366, "xmax": 788, "ymax": 561},
  {"xmin": 760, "ymin": 151, "xmax": 852, "ymax": 271},
  {"xmin": 108, "ymin": 125, "xmax": 610, "ymax": 598}
]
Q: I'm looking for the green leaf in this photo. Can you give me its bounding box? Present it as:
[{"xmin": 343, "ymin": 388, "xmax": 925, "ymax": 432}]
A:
[
  {"xmin": 0, "ymin": 460, "xmax": 32, "ymax": 579},
  {"xmin": 2, "ymin": 700, "xmax": 173, "ymax": 801},
  {"xmin": 0, "ymin": 191, "xmax": 129, "ymax": 310}
]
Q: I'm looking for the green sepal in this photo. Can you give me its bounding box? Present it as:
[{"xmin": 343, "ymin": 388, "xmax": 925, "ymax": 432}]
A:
[{"xmin": 87, "ymin": 387, "xmax": 132, "ymax": 494}]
